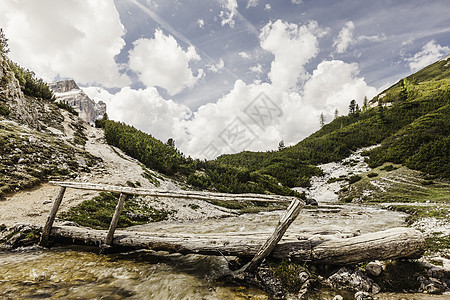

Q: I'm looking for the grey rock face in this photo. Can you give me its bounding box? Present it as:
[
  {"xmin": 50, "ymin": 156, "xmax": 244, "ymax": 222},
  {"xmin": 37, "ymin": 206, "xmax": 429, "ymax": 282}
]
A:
[{"xmin": 49, "ymin": 79, "xmax": 107, "ymax": 124}]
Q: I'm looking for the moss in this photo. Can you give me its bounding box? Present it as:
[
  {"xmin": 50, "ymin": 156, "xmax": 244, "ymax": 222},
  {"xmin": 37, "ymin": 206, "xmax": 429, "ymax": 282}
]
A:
[{"xmin": 269, "ymin": 260, "xmax": 312, "ymax": 293}]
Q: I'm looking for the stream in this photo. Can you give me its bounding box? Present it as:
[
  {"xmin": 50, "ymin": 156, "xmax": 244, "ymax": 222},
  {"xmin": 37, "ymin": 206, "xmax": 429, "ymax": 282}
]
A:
[
  {"xmin": 0, "ymin": 205, "xmax": 409, "ymax": 299},
  {"xmin": 1, "ymin": 148, "xmax": 445, "ymax": 299}
]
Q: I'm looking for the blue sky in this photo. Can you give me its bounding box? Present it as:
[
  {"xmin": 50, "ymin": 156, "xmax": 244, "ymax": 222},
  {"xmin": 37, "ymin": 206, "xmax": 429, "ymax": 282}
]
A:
[{"xmin": 1, "ymin": 0, "xmax": 449, "ymax": 158}]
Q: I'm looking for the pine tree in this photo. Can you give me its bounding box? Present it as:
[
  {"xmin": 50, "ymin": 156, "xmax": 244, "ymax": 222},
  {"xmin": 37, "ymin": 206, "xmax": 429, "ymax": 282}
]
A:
[
  {"xmin": 319, "ymin": 113, "xmax": 325, "ymax": 127},
  {"xmin": 278, "ymin": 140, "xmax": 285, "ymax": 151},
  {"xmin": 0, "ymin": 28, "xmax": 9, "ymax": 54},
  {"xmin": 334, "ymin": 109, "xmax": 339, "ymax": 119},
  {"xmin": 349, "ymin": 99, "xmax": 356, "ymax": 115},
  {"xmin": 362, "ymin": 95, "xmax": 368, "ymax": 111}
]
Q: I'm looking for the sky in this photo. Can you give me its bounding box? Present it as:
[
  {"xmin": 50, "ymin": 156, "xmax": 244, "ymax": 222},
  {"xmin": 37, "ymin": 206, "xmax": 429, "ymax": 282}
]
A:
[{"xmin": 1, "ymin": 0, "xmax": 449, "ymax": 159}]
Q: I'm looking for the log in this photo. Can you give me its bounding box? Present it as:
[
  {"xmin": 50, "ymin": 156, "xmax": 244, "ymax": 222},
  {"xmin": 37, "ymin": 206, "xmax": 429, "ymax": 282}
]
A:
[
  {"xmin": 48, "ymin": 226, "xmax": 426, "ymax": 265},
  {"xmin": 39, "ymin": 186, "xmax": 66, "ymax": 247},
  {"xmin": 48, "ymin": 181, "xmax": 296, "ymax": 202},
  {"xmin": 245, "ymin": 198, "xmax": 304, "ymax": 272},
  {"xmin": 105, "ymin": 193, "xmax": 127, "ymax": 245}
]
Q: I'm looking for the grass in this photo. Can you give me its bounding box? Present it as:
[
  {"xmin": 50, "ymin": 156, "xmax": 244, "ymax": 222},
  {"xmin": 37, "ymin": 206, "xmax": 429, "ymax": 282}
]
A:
[
  {"xmin": 425, "ymin": 233, "xmax": 450, "ymax": 253},
  {"xmin": 59, "ymin": 192, "xmax": 170, "ymax": 229},
  {"xmin": 387, "ymin": 204, "xmax": 449, "ymax": 224}
]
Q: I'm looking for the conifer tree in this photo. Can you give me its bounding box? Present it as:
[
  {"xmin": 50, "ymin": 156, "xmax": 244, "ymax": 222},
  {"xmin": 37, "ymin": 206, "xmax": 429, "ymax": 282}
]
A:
[{"xmin": 0, "ymin": 28, "xmax": 9, "ymax": 54}]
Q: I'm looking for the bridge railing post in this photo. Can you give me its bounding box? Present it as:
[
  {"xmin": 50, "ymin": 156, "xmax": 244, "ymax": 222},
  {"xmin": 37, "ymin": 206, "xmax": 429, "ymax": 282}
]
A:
[
  {"xmin": 39, "ymin": 186, "xmax": 66, "ymax": 247},
  {"xmin": 104, "ymin": 192, "xmax": 128, "ymax": 246}
]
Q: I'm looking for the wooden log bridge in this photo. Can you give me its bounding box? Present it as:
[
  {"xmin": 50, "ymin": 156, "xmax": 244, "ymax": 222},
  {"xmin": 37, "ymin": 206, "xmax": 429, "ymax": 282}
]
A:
[{"xmin": 39, "ymin": 181, "xmax": 426, "ymax": 270}]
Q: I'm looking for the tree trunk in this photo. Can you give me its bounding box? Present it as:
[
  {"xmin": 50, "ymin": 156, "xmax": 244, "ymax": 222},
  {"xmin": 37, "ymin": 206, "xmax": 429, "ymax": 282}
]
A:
[{"xmin": 49, "ymin": 226, "xmax": 426, "ymax": 265}]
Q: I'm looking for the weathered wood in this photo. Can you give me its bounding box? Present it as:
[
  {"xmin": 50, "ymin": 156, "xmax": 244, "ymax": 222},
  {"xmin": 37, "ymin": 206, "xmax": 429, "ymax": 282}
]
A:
[
  {"xmin": 245, "ymin": 198, "xmax": 304, "ymax": 272},
  {"xmin": 48, "ymin": 181, "xmax": 295, "ymax": 202},
  {"xmin": 104, "ymin": 193, "xmax": 127, "ymax": 245},
  {"xmin": 48, "ymin": 226, "xmax": 426, "ymax": 264},
  {"xmin": 39, "ymin": 186, "xmax": 66, "ymax": 247}
]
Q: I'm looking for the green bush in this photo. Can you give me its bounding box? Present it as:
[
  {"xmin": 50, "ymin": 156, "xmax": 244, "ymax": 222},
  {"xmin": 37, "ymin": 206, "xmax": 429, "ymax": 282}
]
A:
[{"xmin": 0, "ymin": 104, "xmax": 10, "ymax": 116}]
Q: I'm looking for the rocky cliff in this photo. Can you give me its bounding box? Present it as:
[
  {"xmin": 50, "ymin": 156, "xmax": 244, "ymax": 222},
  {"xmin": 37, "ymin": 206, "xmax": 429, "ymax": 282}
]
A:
[{"xmin": 49, "ymin": 80, "xmax": 106, "ymax": 124}]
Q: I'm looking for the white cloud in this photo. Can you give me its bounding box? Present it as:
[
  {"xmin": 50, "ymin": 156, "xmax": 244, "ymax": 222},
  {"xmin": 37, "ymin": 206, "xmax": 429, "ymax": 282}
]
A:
[
  {"xmin": 333, "ymin": 21, "xmax": 355, "ymax": 53},
  {"xmin": 207, "ymin": 59, "xmax": 225, "ymax": 73},
  {"xmin": 197, "ymin": 19, "xmax": 204, "ymax": 28},
  {"xmin": 246, "ymin": 0, "xmax": 258, "ymax": 8},
  {"xmin": 219, "ymin": 0, "xmax": 238, "ymax": 28},
  {"xmin": 239, "ymin": 51, "xmax": 251, "ymax": 59},
  {"xmin": 128, "ymin": 29, "xmax": 203, "ymax": 95},
  {"xmin": 406, "ymin": 40, "xmax": 450, "ymax": 71},
  {"xmin": 358, "ymin": 33, "xmax": 386, "ymax": 42},
  {"xmin": 265, "ymin": 4, "xmax": 272, "ymax": 11},
  {"xmin": 83, "ymin": 86, "xmax": 191, "ymax": 143},
  {"xmin": 0, "ymin": 0, "xmax": 130, "ymax": 88},
  {"xmin": 260, "ymin": 20, "xmax": 325, "ymax": 91},
  {"xmin": 291, "ymin": 0, "xmax": 302, "ymax": 4},
  {"xmin": 250, "ymin": 63, "xmax": 263, "ymax": 74}
]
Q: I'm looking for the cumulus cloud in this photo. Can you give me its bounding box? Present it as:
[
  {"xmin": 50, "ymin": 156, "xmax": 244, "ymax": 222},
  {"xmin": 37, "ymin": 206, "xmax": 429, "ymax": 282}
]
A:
[
  {"xmin": 239, "ymin": 51, "xmax": 251, "ymax": 59},
  {"xmin": 265, "ymin": 4, "xmax": 272, "ymax": 11},
  {"xmin": 0, "ymin": 0, "xmax": 130, "ymax": 88},
  {"xmin": 219, "ymin": 0, "xmax": 238, "ymax": 28},
  {"xmin": 260, "ymin": 20, "xmax": 325, "ymax": 90},
  {"xmin": 291, "ymin": 0, "xmax": 302, "ymax": 4},
  {"xmin": 250, "ymin": 63, "xmax": 263, "ymax": 74},
  {"xmin": 128, "ymin": 29, "xmax": 203, "ymax": 95},
  {"xmin": 406, "ymin": 40, "xmax": 450, "ymax": 71},
  {"xmin": 82, "ymin": 19, "xmax": 376, "ymax": 160},
  {"xmin": 333, "ymin": 21, "xmax": 355, "ymax": 53},
  {"xmin": 246, "ymin": 0, "xmax": 258, "ymax": 8},
  {"xmin": 197, "ymin": 19, "xmax": 204, "ymax": 28},
  {"xmin": 83, "ymin": 86, "xmax": 191, "ymax": 143},
  {"xmin": 207, "ymin": 59, "xmax": 225, "ymax": 73}
]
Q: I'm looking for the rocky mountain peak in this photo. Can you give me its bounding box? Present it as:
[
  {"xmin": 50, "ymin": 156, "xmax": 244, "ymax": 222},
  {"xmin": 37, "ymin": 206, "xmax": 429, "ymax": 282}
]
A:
[
  {"xmin": 48, "ymin": 79, "xmax": 78, "ymax": 93},
  {"xmin": 49, "ymin": 80, "xmax": 107, "ymax": 125}
]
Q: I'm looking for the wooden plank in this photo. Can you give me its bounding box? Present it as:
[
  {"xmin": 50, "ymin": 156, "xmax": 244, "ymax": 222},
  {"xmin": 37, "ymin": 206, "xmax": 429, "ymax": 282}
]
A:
[
  {"xmin": 39, "ymin": 186, "xmax": 66, "ymax": 247},
  {"xmin": 244, "ymin": 198, "xmax": 304, "ymax": 273},
  {"xmin": 104, "ymin": 193, "xmax": 127, "ymax": 245},
  {"xmin": 48, "ymin": 181, "xmax": 296, "ymax": 202},
  {"xmin": 47, "ymin": 226, "xmax": 426, "ymax": 264}
]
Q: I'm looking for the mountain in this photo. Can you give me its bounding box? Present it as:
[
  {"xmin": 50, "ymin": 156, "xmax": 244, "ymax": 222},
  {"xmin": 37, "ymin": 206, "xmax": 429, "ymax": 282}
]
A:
[
  {"xmin": 217, "ymin": 54, "xmax": 450, "ymax": 181},
  {"xmin": 49, "ymin": 79, "xmax": 106, "ymax": 125},
  {"xmin": 0, "ymin": 54, "xmax": 103, "ymax": 199}
]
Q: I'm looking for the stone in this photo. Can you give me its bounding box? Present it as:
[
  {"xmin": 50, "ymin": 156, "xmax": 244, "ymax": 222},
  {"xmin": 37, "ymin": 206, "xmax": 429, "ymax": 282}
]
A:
[
  {"xmin": 306, "ymin": 198, "xmax": 318, "ymax": 206},
  {"xmin": 332, "ymin": 295, "xmax": 344, "ymax": 300},
  {"xmin": 365, "ymin": 261, "xmax": 383, "ymax": 277},
  {"xmin": 328, "ymin": 267, "xmax": 379, "ymax": 294},
  {"xmin": 354, "ymin": 291, "xmax": 373, "ymax": 300},
  {"xmin": 298, "ymin": 271, "xmax": 310, "ymax": 284},
  {"xmin": 425, "ymin": 282, "xmax": 445, "ymax": 294}
]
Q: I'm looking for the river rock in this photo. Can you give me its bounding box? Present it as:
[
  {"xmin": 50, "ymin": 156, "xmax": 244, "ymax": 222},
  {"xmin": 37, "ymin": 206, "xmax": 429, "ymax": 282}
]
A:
[
  {"xmin": 305, "ymin": 198, "xmax": 318, "ymax": 206},
  {"xmin": 328, "ymin": 267, "xmax": 380, "ymax": 294},
  {"xmin": 418, "ymin": 276, "xmax": 446, "ymax": 294},
  {"xmin": 354, "ymin": 291, "xmax": 373, "ymax": 300},
  {"xmin": 365, "ymin": 261, "xmax": 383, "ymax": 276}
]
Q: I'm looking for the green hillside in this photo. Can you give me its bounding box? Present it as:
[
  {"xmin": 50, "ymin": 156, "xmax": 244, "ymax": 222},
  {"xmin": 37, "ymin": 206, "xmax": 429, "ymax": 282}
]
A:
[{"xmin": 217, "ymin": 56, "xmax": 450, "ymax": 181}]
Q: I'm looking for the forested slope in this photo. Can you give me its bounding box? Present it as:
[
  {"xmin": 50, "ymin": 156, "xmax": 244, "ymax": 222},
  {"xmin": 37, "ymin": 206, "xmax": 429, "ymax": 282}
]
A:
[{"xmin": 217, "ymin": 56, "xmax": 450, "ymax": 181}]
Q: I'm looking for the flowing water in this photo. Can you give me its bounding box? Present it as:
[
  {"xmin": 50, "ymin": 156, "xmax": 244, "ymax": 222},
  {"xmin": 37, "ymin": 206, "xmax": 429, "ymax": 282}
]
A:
[{"xmin": 0, "ymin": 205, "xmax": 409, "ymax": 299}]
